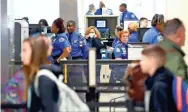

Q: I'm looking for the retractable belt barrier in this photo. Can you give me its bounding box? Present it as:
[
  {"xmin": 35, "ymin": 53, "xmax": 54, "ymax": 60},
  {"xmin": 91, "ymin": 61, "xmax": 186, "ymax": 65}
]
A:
[{"xmin": 3, "ymin": 49, "xmax": 139, "ymax": 111}]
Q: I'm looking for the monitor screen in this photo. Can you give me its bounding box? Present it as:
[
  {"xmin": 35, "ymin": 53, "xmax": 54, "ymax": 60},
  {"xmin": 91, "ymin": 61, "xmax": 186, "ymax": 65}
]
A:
[
  {"xmin": 128, "ymin": 43, "xmax": 149, "ymax": 60},
  {"xmin": 137, "ymin": 28, "xmax": 150, "ymax": 42},
  {"xmin": 96, "ymin": 20, "xmax": 107, "ymax": 28},
  {"xmin": 29, "ymin": 24, "xmax": 41, "ymax": 35}
]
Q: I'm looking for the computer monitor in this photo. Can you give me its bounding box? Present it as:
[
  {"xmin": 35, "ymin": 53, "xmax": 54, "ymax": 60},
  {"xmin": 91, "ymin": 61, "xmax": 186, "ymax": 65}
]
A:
[
  {"xmin": 128, "ymin": 43, "xmax": 149, "ymax": 60},
  {"xmin": 85, "ymin": 15, "xmax": 119, "ymax": 38},
  {"xmin": 127, "ymin": 42, "xmax": 149, "ymax": 46},
  {"xmin": 137, "ymin": 28, "xmax": 150, "ymax": 42},
  {"xmin": 101, "ymin": 38, "xmax": 114, "ymax": 47},
  {"xmin": 41, "ymin": 26, "xmax": 51, "ymax": 33},
  {"xmin": 29, "ymin": 24, "xmax": 51, "ymax": 36},
  {"xmin": 95, "ymin": 19, "xmax": 109, "ymax": 38},
  {"xmin": 29, "ymin": 24, "xmax": 42, "ymax": 35},
  {"xmin": 95, "ymin": 19, "xmax": 107, "ymax": 28}
]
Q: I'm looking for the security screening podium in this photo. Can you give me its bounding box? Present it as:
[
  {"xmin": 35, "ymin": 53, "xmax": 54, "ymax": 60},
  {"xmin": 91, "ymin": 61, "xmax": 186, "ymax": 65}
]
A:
[
  {"xmin": 2, "ymin": 50, "xmax": 144, "ymax": 111},
  {"xmin": 60, "ymin": 49, "xmax": 131, "ymax": 112}
]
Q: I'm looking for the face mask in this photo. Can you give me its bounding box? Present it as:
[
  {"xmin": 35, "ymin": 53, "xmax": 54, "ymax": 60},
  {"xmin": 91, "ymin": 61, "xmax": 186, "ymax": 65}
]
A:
[{"xmin": 89, "ymin": 33, "xmax": 95, "ymax": 38}]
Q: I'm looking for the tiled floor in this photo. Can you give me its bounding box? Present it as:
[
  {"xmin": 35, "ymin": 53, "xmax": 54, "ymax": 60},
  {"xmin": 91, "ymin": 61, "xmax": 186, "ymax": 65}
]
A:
[
  {"xmin": 99, "ymin": 65, "xmax": 127, "ymax": 112},
  {"xmin": 99, "ymin": 93, "xmax": 127, "ymax": 112}
]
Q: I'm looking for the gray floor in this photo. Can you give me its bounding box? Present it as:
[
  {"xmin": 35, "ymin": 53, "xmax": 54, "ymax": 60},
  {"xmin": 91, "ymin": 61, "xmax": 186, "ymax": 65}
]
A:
[{"xmin": 98, "ymin": 65, "xmax": 128, "ymax": 112}]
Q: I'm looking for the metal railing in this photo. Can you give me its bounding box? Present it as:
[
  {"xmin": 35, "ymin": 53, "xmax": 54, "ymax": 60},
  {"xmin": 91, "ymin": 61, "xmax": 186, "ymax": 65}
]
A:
[{"xmin": 3, "ymin": 49, "xmax": 138, "ymax": 111}]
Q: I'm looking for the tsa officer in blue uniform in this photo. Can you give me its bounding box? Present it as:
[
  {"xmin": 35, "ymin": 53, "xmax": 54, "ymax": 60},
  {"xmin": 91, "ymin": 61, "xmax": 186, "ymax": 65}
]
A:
[
  {"xmin": 112, "ymin": 26, "xmax": 124, "ymax": 48},
  {"xmin": 142, "ymin": 14, "xmax": 165, "ymax": 44},
  {"xmin": 66, "ymin": 20, "xmax": 88, "ymax": 87},
  {"xmin": 109, "ymin": 30, "xmax": 129, "ymax": 83},
  {"xmin": 49, "ymin": 18, "xmax": 71, "ymax": 65},
  {"xmin": 113, "ymin": 30, "xmax": 129, "ymax": 59},
  {"xmin": 66, "ymin": 20, "xmax": 88, "ymax": 60},
  {"xmin": 119, "ymin": 3, "xmax": 138, "ymax": 26},
  {"xmin": 111, "ymin": 26, "xmax": 123, "ymax": 59},
  {"xmin": 128, "ymin": 22, "xmax": 139, "ymax": 42},
  {"xmin": 95, "ymin": 1, "xmax": 113, "ymax": 15}
]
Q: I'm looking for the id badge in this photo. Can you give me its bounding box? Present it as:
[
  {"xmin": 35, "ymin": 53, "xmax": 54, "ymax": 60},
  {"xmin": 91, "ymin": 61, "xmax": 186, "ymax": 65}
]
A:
[
  {"xmin": 74, "ymin": 40, "xmax": 78, "ymax": 44},
  {"xmin": 79, "ymin": 41, "xmax": 83, "ymax": 47}
]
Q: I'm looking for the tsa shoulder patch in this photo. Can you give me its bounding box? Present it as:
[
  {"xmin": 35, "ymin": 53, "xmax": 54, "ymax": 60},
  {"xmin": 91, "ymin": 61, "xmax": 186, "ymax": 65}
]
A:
[
  {"xmin": 157, "ymin": 35, "xmax": 163, "ymax": 42},
  {"xmin": 131, "ymin": 14, "xmax": 136, "ymax": 18},
  {"xmin": 59, "ymin": 37, "xmax": 64, "ymax": 42},
  {"xmin": 115, "ymin": 48, "xmax": 121, "ymax": 52}
]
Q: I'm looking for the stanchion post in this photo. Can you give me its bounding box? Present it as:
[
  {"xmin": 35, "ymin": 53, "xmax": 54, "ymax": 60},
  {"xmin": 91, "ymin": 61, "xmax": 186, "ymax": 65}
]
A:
[
  {"xmin": 88, "ymin": 48, "xmax": 96, "ymax": 87},
  {"xmin": 63, "ymin": 64, "xmax": 68, "ymax": 83},
  {"xmin": 86, "ymin": 48, "xmax": 99, "ymax": 112}
]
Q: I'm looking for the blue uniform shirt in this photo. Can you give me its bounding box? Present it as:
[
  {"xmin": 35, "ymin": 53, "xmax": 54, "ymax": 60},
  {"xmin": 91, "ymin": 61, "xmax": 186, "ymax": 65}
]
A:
[
  {"xmin": 113, "ymin": 42, "xmax": 128, "ymax": 59},
  {"xmin": 120, "ymin": 10, "xmax": 138, "ymax": 25},
  {"xmin": 128, "ymin": 31, "xmax": 139, "ymax": 43},
  {"xmin": 112, "ymin": 37, "xmax": 120, "ymax": 48},
  {"xmin": 67, "ymin": 32, "xmax": 88, "ymax": 59},
  {"xmin": 95, "ymin": 8, "xmax": 102, "ymax": 15},
  {"xmin": 50, "ymin": 33, "xmax": 71, "ymax": 62},
  {"xmin": 95, "ymin": 8, "xmax": 113, "ymax": 15},
  {"xmin": 142, "ymin": 27, "xmax": 163, "ymax": 44},
  {"xmin": 110, "ymin": 42, "xmax": 128, "ymax": 82}
]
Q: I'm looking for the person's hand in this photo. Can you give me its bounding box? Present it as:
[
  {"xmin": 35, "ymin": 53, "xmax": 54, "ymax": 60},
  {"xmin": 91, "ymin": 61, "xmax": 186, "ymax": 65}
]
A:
[
  {"xmin": 115, "ymin": 58, "xmax": 122, "ymax": 60},
  {"xmin": 93, "ymin": 34, "xmax": 97, "ymax": 38},
  {"xmin": 62, "ymin": 58, "xmax": 67, "ymax": 60},
  {"xmin": 57, "ymin": 59, "xmax": 60, "ymax": 63},
  {"xmin": 107, "ymin": 46, "xmax": 114, "ymax": 51},
  {"xmin": 128, "ymin": 89, "xmax": 135, "ymax": 97},
  {"xmin": 48, "ymin": 61, "xmax": 52, "ymax": 64},
  {"xmin": 57, "ymin": 58, "xmax": 67, "ymax": 63}
]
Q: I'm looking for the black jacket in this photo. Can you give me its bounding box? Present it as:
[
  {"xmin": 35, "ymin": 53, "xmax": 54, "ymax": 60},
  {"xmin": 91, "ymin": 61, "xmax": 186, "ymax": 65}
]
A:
[
  {"xmin": 28, "ymin": 64, "xmax": 61, "ymax": 112},
  {"xmin": 147, "ymin": 67, "xmax": 177, "ymax": 112},
  {"xmin": 86, "ymin": 37, "xmax": 105, "ymax": 59}
]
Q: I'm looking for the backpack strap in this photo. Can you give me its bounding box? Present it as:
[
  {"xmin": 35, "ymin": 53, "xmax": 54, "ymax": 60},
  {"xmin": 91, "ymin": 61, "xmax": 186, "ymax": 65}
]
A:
[
  {"xmin": 144, "ymin": 90, "xmax": 151, "ymax": 112},
  {"xmin": 176, "ymin": 76, "xmax": 182, "ymax": 111},
  {"xmin": 34, "ymin": 69, "xmax": 58, "ymax": 97}
]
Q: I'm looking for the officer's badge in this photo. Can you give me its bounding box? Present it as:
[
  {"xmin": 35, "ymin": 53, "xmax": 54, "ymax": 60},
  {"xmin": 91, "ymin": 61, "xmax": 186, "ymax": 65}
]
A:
[
  {"xmin": 116, "ymin": 48, "xmax": 120, "ymax": 52},
  {"xmin": 74, "ymin": 40, "xmax": 78, "ymax": 44},
  {"xmin": 79, "ymin": 41, "xmax": 83, "ymax": 47},
  {"xmin": 157, "ymin": 35, "xmax": 163, "ymax": 42},
  {"xmin": 122, "ymin": 48, "xmax": 126, "ymax": 53},
  {"xmin": 125, "ymin": 15, "xmax": 128, "ymax": 18},
  {"xmin": 131, "ymin": 14, "xmax": 135, "ymax": 18},
  {"xmin": 59, "ymin": 38, "xmax": 64, "ymax": 42}
]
